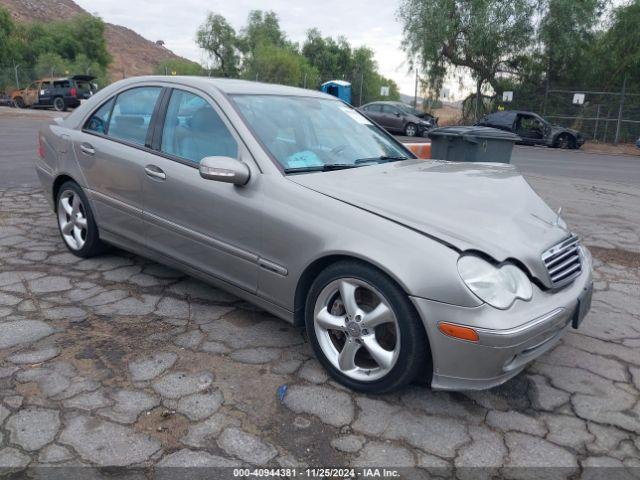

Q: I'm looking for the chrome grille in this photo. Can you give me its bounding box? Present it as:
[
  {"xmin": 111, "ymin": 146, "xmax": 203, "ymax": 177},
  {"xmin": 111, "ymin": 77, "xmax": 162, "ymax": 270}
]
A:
[{"xmin": 542, "ymin": 234, "xmax": 582, "ymax": 288}]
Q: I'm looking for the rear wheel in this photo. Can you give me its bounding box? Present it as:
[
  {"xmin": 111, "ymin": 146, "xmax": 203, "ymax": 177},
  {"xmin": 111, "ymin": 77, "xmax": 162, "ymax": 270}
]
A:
[
  {"xmin": 56, "ymin": 181, "xmax": 106, "ymax": 258},
  {"xmin": 305, "ymin": 261, "xmax": 430, "ymax": 393},
  {"xmin": 53, "ymin": 97, "xmax": 67, "ymax": 112},
  {"xmin": 404, "ymin": 123, "xmax": 418, "ymax": 137},
  {"xmin": 14, "ymin": 97, "xmax": 26, "ymax": 108}
]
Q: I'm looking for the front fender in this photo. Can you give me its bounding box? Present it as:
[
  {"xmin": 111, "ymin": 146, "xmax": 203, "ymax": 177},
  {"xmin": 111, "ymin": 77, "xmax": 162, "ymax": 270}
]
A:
[{"xmin": 255, "ymin": 176, "xmax": 482, "ymax": 313}]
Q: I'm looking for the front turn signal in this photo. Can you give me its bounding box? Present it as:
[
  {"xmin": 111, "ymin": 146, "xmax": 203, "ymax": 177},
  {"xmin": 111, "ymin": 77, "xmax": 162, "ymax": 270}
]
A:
[{"xmin": 438, "ymin": 322, "xmax": 479, "ymax": 342}]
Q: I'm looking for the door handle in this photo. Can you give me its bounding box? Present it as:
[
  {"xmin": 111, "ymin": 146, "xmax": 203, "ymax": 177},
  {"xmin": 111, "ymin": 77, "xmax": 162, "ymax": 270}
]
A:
[
  {"xmin": 144, "ymin": 165, "xmax": 166, "ymax": 180},
  {"xmin": 79, "ymin": 143, "xmax": 95, "ymax": 156}
]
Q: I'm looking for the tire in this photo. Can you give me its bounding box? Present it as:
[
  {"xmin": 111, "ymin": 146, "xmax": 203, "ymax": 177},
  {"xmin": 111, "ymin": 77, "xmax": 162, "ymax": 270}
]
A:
[
  {"xmin": 404, "ymin": 122, "xmax": 418, "ymax": 137},
  {"xmin": 53, "ymin": 97, "xmax": 67, "ymax": 112},
  {"xmin": 55, "ymin": 181, "xmax": 107, "ymax": 258},
  {"xmin": 556, "ymin": 133, "xmax": 574, "ymax": 150},
  {"xmin": 14, "ymin": 97, "xmax": 26, "ymax": 109},
  {"xmin": 305, "ymin": 260, "xmax": 430, "ymax": 394}
]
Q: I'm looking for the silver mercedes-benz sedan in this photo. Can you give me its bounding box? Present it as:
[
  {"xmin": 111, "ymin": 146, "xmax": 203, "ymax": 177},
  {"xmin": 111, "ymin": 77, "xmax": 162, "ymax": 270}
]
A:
[{"xmin": 36, "ymin": 76, "xmax": 593, "ymax": 393}]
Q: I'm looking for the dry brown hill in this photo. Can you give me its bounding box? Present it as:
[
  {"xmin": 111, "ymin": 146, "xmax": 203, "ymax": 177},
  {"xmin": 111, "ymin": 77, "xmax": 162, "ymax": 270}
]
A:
[{"xmin": 0, "ymin": 0, "xmax": 189, "ymax": 81}]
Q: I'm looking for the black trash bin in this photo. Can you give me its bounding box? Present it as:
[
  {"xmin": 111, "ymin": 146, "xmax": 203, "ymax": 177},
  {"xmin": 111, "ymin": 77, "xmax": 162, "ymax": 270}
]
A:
[{"xmin": 427, "ymin": 126, "xmax": 521, "ymax": 163}]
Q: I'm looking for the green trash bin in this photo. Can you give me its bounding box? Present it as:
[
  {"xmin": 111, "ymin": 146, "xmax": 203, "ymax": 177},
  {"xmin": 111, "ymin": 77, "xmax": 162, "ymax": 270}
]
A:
[{"xmin": 427, "ymin": 126, "xmax": 521, "ymax": 163}]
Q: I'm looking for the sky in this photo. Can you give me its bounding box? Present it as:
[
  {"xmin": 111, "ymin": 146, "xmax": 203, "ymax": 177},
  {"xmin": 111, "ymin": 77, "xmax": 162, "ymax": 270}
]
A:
[{"xmin": 73, "ymin": 0, "xmax": 457, "ymax": 97}]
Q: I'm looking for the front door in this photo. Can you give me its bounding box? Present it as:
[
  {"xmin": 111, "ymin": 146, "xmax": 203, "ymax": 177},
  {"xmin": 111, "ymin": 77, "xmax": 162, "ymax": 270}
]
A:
[
  {"xmin": 142, "ymin": 87, "xmax": 261, "ymax": 293},
  {"xmin": 73, "ymin": 86, "xmax": 163, "ymax": 246},
  {"xmin": 23, "ymin": 82, "xmax": 40, "ymax": 106},
  {"xmin": 381, "ymin": 105, "xmax": 403, "ymax": 131}
]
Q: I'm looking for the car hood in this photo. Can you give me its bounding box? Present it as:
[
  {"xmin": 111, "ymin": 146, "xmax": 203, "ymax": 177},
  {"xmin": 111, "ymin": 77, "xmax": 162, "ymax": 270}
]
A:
[
  {"xmin": 289, "ymin": 159, "xmax": 571, "ymax": 286},
  {"xmin": 551, "ymin": 125, "xmax": 581, "ymax": 137}
]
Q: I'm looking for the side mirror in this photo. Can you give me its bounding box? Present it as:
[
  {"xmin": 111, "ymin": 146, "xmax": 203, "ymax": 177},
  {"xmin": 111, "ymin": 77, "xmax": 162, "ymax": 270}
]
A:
[{"xmin": 199, "ymin": 156, "xmax": 251, "ymax": 186}]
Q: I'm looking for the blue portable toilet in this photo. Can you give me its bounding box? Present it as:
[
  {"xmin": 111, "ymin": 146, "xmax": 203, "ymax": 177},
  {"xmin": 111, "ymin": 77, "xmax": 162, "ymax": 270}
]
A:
[{"xmin": 321, "ymin": 80, "xmax": 351, "ymax": 104}]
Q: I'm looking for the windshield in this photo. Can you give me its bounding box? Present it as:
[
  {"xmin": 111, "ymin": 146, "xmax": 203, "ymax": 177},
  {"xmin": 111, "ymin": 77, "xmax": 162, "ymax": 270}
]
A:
[{"xmin": 231, "ymin": 95, "xmax": 409, "ymax": 172}]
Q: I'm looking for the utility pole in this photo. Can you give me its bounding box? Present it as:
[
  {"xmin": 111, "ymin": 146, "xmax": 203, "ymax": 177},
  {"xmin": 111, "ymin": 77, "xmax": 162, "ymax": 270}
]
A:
[
  {"xmin": 614, "ymin": 73, "xmax": 627, "ymax": 144},
  {"xmin": 413, "ymin": 69, "xmax": 418, "ymax": 108},
  {"xmin": 13, "ymin": 61, "xmax": 20, "ymax": 89},
  {"xmin": 359, "ymin": 71, "xmax": 363, "ymax": 106}
]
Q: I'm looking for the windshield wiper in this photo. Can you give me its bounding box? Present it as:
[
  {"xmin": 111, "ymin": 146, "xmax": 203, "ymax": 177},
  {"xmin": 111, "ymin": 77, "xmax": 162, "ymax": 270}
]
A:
[
  {"xmin": 283, "ymin": 164, "xmax": 361, "ymax": 174},
  {"xmin": 354, "ymin": 155, "xmax": 408, "ymax": 164}
]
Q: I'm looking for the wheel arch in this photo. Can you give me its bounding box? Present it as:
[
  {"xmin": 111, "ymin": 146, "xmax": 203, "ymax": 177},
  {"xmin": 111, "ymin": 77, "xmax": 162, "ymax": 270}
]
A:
[
  {"xmin": 52, "ymin": 174, "xmax": 78, "ymax": 206},
  {"xmin": 293, "ymin": 253, "xmax": 434, "ymax": 384},
  {"xmin": 293, "ymin": 253, "xmax": 424, "ymax": 330}
]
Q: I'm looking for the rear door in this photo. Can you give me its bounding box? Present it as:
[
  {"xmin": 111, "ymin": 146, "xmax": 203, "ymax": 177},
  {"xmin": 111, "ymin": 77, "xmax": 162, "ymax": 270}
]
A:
[
  {"xmin": 141, "ymin": 86, "xmax": 261, "ymax": 293},
  {"xmin": 363, "ymin": 104, "xmax": 385, "ymax": 124},
  {"xmin": 73, "ymin": 85, "xmax": 164, "ymax": 246},
  {"xmin": 381, "ymin": 105, "xmax": 403, "ymax": 131},
  {"xmin": 38, "ymin": 80, "xmax": 54, "ymax": 105}
]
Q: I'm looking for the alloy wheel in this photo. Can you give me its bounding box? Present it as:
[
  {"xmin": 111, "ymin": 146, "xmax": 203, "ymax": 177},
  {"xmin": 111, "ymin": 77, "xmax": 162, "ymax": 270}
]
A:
[
  {"xmin": 405, "ymin": 124, "xmax": 417, "ymax": 137},
  {"xmin": 313, "ymin": 278, "xmax": 400, "ymax": 381},
  {"xmin": 57, "ymin": 190, "xmax": 88, "ymax": 251}
]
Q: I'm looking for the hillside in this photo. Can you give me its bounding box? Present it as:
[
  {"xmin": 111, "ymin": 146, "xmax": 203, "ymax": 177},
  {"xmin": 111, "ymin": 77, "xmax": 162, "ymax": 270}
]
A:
[{"xmin": 0, "ymin": 0, "xmax": 189, "ymax": 81}]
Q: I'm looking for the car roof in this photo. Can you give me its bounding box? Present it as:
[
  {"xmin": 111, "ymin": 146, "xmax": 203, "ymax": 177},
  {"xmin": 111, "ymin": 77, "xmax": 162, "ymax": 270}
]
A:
[
  {"xmin": 364, "ymin": 101, "xmax": 406, "ymax": 106},
  {"xmin": 490, "ymin": 110, "xmax": 540, "ymax": 116},
  {"xmin": 112, "ymin": 76, "xmax": 334, "ymax": 99}
]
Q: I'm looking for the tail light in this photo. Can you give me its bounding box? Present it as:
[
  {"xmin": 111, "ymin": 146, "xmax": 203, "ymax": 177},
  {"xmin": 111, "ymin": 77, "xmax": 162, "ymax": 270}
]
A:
[
  {"xmin": 70, "ymin": 87, "xmax": 77, "ymax": 97},
  {"xmin": 38, "ymin": 133, "xmax": 45, "ymax": 159}
]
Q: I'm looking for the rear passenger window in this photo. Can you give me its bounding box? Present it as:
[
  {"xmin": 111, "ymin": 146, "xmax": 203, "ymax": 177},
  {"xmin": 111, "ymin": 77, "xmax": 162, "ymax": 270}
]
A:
[
  {"xmin": 108, "ymin": 87, "xmax": 161, "ymax": 146},
  {"xmin": 160, "ymin": 89, "xmax": 237, "ymax": 164},
  {"xmin": 84, "ymin": 98, "xmax": 115, "ymax": 135}
]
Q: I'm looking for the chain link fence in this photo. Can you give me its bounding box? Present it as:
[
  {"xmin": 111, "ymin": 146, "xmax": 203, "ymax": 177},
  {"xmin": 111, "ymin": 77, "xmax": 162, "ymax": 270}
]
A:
[{"xmin": 469, "ymin": 78, "xmax": 640, "ymax": 144}]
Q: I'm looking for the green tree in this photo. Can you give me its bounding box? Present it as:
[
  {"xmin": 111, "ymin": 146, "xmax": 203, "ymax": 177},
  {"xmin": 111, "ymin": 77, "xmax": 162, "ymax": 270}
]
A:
[
  {"xmin": 196, "ymin": 13, "xmax": 241, "ymax": 77},
  {"xmin": 597, "ymin": 0, "xmax": 640, "ymax": 87},
  {"xmin": 0, "ymin": 7, "xmax": 15, "ymax": 66},
  {"xmin": 301, "ymin": 29, "xmax": 352, "ymax": 80},
  {"xmin": 244, "ymin": 43, "xmax": 318, "ymax": 86},
  {"xmin": 34, "ymin": 52, "xmax": 68, "ymax": 78},
  {"xmin": 398, "ymin": 0, "xmax": 535, "ymax": 117},
  {"xmin": 154, "ymin": 58, "xmax": 206, "ymax": 76},
  {"xmin": 538, "ymin": 0, "xmax": 607, "ymax": 86},
  {"xmin": 241, "ymin": 10, "xmax": 289, "ymax": 53}
]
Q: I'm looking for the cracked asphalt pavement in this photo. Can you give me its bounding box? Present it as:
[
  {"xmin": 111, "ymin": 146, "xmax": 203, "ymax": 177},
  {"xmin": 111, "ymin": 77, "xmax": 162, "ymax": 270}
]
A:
[{"xmin": 1, "ymin": 117, "xmax": 640, "ymax": 477}]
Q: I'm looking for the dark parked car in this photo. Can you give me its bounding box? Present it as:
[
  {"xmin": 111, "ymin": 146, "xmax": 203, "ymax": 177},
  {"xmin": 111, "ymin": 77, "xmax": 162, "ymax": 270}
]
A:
[
  {"xmin": 476, "ymin": 110, "xmax": 584, "ymax": 149},
  {"xmin": 359, "ymin": 101, "xmax": 438, "ymax": 137},
  {"xmin": 10, "ymin": 75, "xmax": 97, "ymax": 111}
]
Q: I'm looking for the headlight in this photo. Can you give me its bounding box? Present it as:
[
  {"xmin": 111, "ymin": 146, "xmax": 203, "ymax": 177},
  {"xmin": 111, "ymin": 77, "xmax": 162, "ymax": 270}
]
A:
[{"xmin": 457, "ymin": 255, "xmax": 533, "ymax": 309}]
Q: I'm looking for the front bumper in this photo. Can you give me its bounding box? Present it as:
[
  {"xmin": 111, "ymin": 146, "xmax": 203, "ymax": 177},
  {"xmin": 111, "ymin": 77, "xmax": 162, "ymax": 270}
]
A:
[{"xmin": 411, "ymin": 263, "xmax": 593, "ymax": 391}]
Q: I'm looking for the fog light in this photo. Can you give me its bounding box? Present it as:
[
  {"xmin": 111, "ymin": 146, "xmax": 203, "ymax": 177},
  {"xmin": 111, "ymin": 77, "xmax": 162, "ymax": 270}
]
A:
[{"xmin": 438, "ymin": 322, "xmax": 479, "ymax": 342}]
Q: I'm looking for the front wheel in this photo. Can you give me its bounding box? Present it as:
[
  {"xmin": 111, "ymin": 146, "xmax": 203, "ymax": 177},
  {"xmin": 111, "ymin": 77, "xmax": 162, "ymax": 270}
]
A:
[
  {"xmin": 404, "ymin": 123, "xmax": 418, "ymax": 137},
  {"xmin": 556, "ymin": 134, "xmax": 574, "ymax": 149},
  {"xmin": 305, "ymin": 261, "xmax": 430, "ymax": 393},
  {"xmin": 56, "ymin": 181, "xmax": 106, "ymax": 258},
  {"xmin": 14, "ymin": 97, "xmax": 26, "ymax": 108}
]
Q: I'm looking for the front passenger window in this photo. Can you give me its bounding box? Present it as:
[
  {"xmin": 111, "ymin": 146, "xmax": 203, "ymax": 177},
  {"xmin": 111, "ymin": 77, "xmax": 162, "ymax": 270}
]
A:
[
  {"xmin": 84, "ymin": 98, "xmax": 115, "ymax": 135},
  {"xmin": 160, "ymin": 90, "xmax": 238, "ymax": 164}
]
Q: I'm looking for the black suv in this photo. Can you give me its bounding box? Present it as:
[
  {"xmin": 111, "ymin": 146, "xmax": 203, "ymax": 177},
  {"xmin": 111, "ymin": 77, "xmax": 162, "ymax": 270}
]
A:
[
  {"xmin": 359, "ymin": 101, "xmax": 438, "ymax": 137},
  {"xmin": 475, "ymin": 110, "xmax": 584, "ymax": 149},
  {"xmin": 11, "ymin": 75, "xmax": 97, "ymax": 112}
]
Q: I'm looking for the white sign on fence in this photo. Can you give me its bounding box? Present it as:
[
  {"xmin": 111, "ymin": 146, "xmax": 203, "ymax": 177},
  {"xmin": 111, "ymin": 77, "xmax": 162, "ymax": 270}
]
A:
[
  {"xmin": 380, "ymin": 86, "xmax": 390, "ymax": 96},
  {"xmin": 502, "ymin": 91, "xmax": 513, "ymax": 102},
  {"xmin": 573, "ymin": 93, "xmax": 586, "ymax": 105}
]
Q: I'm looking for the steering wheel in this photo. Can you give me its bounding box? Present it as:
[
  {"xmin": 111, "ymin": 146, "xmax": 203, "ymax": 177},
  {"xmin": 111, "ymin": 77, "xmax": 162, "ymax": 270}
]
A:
[{"xmin": 88, "ymin": 117, "xmax": 105, "ymax": 134}]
